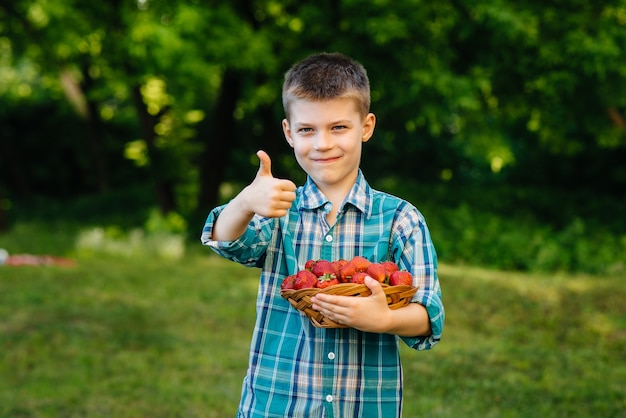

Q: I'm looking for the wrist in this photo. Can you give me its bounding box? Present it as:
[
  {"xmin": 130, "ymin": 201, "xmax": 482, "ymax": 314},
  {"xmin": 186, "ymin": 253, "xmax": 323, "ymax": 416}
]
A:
[
  {"xmin": 382, "ymin": 306, "xmax": 398, "ymax": 334},
  {"xmin": 386, "ymin": 303, "xmax": 431, "ymax": 337},
  {"xmin": 234, "ymin": 187, "xmax": 258, "ymax": 218}
]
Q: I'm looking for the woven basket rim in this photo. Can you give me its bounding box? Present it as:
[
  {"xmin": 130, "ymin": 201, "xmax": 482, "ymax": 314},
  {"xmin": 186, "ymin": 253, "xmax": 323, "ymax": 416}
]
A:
[
  {"xmin": 281, "ymin": 283, "xmax": 418, "ymax": 328},
  {"xmin": 281, "ymin": 282, "xmax": 415, "ymax": 296}
]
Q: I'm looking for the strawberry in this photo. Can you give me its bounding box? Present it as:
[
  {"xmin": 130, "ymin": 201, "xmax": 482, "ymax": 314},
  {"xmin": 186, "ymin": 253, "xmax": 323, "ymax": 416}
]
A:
[
  {"xmin": 350, "ymin": 272, "xmax": 369, "ymax": 284},
  {"xmin": 331, "ymin": 259, "xmax": 348, "ymax": 275},
  {"xmin": 338, "ymin": 262, "xmax": 357, "ymax": 283},
  {"xmin": 381, "ymin": 261, "xmax": 399, "ymax": 278},
  {"xmin": 366, "ymin": 263, "xmax": 387, "ymax": 283},
  {"xmin": 317, "ymin": 276, "xmax": 340, "ymax": 289},
  {"xmin": 311, "ymin": 260, "xmax": 336, "ymax": 280},
  {"xmin": 293, "ymin": 270, "xmax": 318, "ymax": 289},
  {"xmin": 281, "ymin": 274, "xmax": 297, "ymax": 291},
  {"xmin": 350, "ymin": 256, "xmax": 371, "ymax": 272},
  {"xmin": 304, "ymin": 259, "xmax": 317, "ymax": 271},
  {"xmin": 389, "ymin": 270, "xmax": 413, "ymax": 286}
]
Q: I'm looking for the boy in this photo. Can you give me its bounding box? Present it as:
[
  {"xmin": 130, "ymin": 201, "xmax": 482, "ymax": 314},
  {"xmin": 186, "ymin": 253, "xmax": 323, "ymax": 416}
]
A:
[{"xmin": 201, "ymin": 52, "xmax": 444, "ymax": 417}]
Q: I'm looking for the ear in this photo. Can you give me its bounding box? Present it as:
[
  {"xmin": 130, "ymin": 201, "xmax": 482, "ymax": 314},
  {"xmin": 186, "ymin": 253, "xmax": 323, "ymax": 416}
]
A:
[
  {"xmin": 361, "ymin": 113, "xmax": 376, "ymax": 143},
  {"xmin": 282, "ymin": 118, "xmax": 294, "ymax": 148}
]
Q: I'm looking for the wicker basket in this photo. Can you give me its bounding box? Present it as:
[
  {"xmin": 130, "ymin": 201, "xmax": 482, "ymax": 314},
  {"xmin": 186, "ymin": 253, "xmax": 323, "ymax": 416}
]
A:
[{"xmin": 280, "ymin": 283, "xmax": 418, "ymax": 328}]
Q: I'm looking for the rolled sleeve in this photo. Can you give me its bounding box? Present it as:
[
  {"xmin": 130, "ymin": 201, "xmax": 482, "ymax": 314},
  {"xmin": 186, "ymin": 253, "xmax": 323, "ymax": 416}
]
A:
[
  {"xmin": 401, "ymin": 285, "xmax": 444, "ymax": 350},
  {"xmin": 394, "ymin": 207, "xmax": 445, "ymax": 351},
  {"xmin": 200, "ymin": 204, "xmax": 273, "ymax": 267}
]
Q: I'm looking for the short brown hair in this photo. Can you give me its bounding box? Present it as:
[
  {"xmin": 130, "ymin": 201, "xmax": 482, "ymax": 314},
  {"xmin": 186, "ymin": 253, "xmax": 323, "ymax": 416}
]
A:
[{"xmin": 282, "ymin": 52, "xmax": 371, "ymax": 120}]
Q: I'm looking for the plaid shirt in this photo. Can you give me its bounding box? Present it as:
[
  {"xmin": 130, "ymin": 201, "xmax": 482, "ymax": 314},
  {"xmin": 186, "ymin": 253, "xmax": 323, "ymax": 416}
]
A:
[{"xmin": 201, "ymin": 171, "xmax": 444, "ymax": 418}]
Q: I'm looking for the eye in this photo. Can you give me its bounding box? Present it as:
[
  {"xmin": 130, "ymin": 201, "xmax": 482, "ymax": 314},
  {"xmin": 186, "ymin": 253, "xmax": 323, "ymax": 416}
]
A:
[
  {"xmin": 332, "ymin": 125, "xmax": 348, "ymax": 131},
  {"xmin": 298, "ymin": 127, "xmax": 313, "ymax": 133}
]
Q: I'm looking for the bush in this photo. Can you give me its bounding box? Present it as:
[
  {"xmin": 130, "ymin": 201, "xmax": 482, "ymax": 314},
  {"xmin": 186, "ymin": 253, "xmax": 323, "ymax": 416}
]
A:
[
  {"xmin": 2, "ymin": 181, "xmax": 624, "ymax": 276},
  {"xmin": 380, "ymin": 180, "xmax": 626, "ymax": 276}
]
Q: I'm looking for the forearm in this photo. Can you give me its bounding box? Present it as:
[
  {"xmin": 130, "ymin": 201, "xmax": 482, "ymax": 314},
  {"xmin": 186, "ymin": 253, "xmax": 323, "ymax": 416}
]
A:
[
  {"xmin": 385, "ymin": 302, "xmax": 432, "ymax": 337},
  {"xmin": 211, "ymin": 191, "xmax": 255, "ymax": 242}
]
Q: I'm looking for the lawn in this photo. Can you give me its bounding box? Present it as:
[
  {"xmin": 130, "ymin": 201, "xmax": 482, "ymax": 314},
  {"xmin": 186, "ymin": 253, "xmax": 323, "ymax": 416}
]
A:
[{"xmin": 1, "ymin": 238, "xmax": 625, "ymax": 417}]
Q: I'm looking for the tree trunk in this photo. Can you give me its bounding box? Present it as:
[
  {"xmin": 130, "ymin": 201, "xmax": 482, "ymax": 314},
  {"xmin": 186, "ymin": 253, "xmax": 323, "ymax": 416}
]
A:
[
  {"xmin": 131, "ymin": 84, "xmax": 178, "ymax": 214},
  {"xmin": 195, "ymin": 69, "xmax": 242, "ymax": 218},
  {"xmin": 72, "ymin": 66, "xmax": 111, "ymax": 193}
]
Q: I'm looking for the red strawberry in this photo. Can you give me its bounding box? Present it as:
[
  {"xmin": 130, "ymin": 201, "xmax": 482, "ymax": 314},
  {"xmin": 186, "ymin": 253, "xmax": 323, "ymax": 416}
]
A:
[
  {"xmin": 350, "ymin": 272, "xmax": 369, "ymax": 284},
  {"xmin": 338, "ymin": 262, "xmax": 357, "ymax": 283},
  {"xmin": 351, "ymin": 256, "xmax": 371, "ymax": 272},
  {"xmin": 317, "ymin": 277, "xmax": 340, "ymax": 289},
  {"xmin": 304, "ymin": 259, "xmax": 317, "ymax": 271},
  {"xmin": 281, "ymin": 274, "xmax": 297, "ymax": 291},
  {"xmin": 366, "ymin": 263, "xmax": 387, "ymax": 283},
  {"xmin": 311, "ymin": 260, "xmax": 336, "ymax": 279},
  {"xmin": 389, "ymin": 270, "xmax": 413, "ymax": 286},
  {"xmin": 331, "ymin": 259, "xmax": 348, "ymax": 275},
  {"xmin": 293, "ymin": 270, "xmax": 318, "ymax": 289},
  {"xmin": 381, "ymin": 261, "xmax": 399, "ymax": 277}
]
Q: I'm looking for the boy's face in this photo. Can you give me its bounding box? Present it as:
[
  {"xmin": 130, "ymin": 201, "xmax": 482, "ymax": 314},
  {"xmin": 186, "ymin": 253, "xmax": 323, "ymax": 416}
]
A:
[{"xmin": 282, "ymin": 97, "xmax": 375, "ymax": 196}]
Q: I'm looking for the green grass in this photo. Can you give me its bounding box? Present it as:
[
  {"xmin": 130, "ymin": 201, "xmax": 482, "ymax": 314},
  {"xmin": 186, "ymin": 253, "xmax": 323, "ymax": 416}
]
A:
[
  {"xmin": 0, "ymin": 253, "xmax": 257, "ymax": 418},
  {"xmin": 1, "ymin": 229, "xmax": 625, "ymax": 417},
  {"xmin": 402, "ymin": 264, "xmax": 626, "ymax": 417}
]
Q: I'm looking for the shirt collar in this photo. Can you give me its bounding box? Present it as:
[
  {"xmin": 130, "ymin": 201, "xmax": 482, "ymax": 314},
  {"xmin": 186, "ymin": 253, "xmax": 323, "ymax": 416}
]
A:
[{"xmin": 300, "ymin": 170, "xmax": 373, "ymax": 218}]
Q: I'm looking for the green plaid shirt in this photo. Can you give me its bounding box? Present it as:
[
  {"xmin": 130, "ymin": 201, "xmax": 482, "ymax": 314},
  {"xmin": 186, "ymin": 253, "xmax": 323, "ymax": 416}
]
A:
[{"xmin": 201, "ymin": 171, "xmax": 444, "ymax": 418}]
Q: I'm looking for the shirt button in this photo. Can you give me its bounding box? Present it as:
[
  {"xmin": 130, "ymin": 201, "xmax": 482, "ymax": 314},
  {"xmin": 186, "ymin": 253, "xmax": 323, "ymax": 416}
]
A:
[
  {"xmin": 326, "ymin": 394, "xmax": 333, "ymax": 403},
  {"xmin": 327, "ymin": 352, "xmax": 335, "ymax": 360},
  {"xmin": 325, "ymin": 235, "xmax": 333, "ymax": 242}
]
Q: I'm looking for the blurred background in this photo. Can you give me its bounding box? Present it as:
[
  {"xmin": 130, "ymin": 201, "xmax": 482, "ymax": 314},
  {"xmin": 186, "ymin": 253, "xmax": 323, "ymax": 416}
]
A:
[
  {"xmin": 1, "ymin": 0, "xmax": 625, "ymax": 274},
  {"xmin": 1, "ymin": 2, "xmax": 626, "ymax": 417}
]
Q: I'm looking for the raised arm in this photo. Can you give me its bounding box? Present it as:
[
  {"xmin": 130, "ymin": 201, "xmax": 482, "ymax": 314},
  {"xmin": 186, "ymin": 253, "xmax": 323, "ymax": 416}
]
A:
[{"xmin": 212, "ymin": 150, "xmax": 297, "ymax": 242}]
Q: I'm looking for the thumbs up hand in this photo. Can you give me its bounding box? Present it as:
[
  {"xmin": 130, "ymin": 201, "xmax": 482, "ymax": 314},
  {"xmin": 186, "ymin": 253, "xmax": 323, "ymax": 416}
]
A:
[
  {"xmin": 255, "ymin": 149, "xmax": 274, "ymax": 179},
  {"xmin": 243, "ymin": 150, "xmax": 297, "ymax": 218}
]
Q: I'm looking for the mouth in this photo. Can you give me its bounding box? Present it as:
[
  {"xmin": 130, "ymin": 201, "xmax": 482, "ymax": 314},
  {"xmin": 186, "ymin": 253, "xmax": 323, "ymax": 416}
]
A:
[{"xmin": 313, "ymin": 156, "xmax": 341, "ymax": 163}]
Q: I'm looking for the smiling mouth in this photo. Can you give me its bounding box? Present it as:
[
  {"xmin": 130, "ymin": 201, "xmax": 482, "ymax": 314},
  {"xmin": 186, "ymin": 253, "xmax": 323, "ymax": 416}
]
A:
[{"xmin": 314, "ymin": 156, "xmax": 341, "ymax": 163}]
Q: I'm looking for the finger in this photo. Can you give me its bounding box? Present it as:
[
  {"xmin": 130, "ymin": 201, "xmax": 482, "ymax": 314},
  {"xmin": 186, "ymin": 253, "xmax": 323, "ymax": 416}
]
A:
[
  {"xmin": 312, "ymin": 294, "xmax": 348, "ymax": 311},
  {"xmin": 310, "ymin": 295, "xmax": 331, "ymax": 312},
  {"xmin": 256, "ymin": 150, "xmax": 273, "ymax": 177},
  {"xmin": 279, "ymin": 179, "xmax": 298, "ymax": 193},
  {"xmin": 277, "ymin": 190, "xmax": 297, "ymax": 208},
  {"xmin": 364, "ymin": 276, "xmax": 383, "ymax": 295},
  {"xmin": 330, "ymin": 312, "xmax": 343, "ymax": 325}
]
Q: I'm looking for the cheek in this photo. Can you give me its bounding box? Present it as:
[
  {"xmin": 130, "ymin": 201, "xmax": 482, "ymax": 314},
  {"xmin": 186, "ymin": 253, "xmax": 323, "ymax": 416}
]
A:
[
  {"xmin": 339, "ymin": 137, "xmax": 362, "ymax": 154},
  {"xmin": 291, "ymin": 141, "xmax": 309, "ymax": 157}
]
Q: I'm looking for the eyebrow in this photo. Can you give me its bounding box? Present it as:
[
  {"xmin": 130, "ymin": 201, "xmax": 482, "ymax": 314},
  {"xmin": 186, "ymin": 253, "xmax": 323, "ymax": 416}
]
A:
[
  {"xmin": 293, "ymin": 119, "xmax": 354, "ymax": 127},
  {"xmin": 330, "ymin": 119, "xmax": 353, "ymax": 125}
]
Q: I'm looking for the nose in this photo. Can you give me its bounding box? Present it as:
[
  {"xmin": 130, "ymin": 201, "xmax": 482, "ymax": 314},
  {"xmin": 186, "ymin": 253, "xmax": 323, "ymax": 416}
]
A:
[{"xmin": 313, "ymin": 131, "xmax": 333, "ymax": 151}]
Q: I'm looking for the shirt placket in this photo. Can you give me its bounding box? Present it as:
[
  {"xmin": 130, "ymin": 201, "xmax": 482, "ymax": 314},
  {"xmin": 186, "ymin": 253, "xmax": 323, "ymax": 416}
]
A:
[
  {"xmin": 319, "ymin": 202, "xmax": 334, "ymax": 261},
  {"xmin": 322, "ymin": 330, "xmax": 338, "ymax": 418},
  {"xmin": 319, "ymin": 211, "xmax": 337, "ymax": 417}
]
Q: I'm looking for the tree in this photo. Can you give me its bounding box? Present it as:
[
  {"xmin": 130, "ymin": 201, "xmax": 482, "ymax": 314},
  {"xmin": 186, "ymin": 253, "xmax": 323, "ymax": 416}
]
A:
[
  {"xmin": 1, "ymin": 0, "xmax": 625, "ymax": 223},
  {"xmin": 0, "ymin": 0, "xmax": 278, "ymax": 215}
]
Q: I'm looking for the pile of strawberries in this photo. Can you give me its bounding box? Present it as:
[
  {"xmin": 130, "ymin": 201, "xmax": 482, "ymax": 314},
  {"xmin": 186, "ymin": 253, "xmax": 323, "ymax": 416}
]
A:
[{"xmin": 281, "ymin": 256, "xmax": 413, "ymax": 291}]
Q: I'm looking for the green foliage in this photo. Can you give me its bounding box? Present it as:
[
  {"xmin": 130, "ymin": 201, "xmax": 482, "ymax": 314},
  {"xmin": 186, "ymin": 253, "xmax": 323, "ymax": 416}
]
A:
[
  {"xmin": 72, "ymin": 208, "xmax": 189, "ymax": 260},
  {"xmin": 375, "ymin": 178, "xmax": 626, "ymax": 276},
  {"xmin": 430, "ymin": 205, "xmax": 625, "ymax": 275},
  {"xmin": 0, "ymin": 221, "xmax": 79, "ymax": 256},
  {"xmin": 1, "ymin": 0, "xmax": 625, "ymax": 273},
  {"xmin": 75, "ymin": 225, "xmax": 186, "ymax": 261},
  {"xmin": 4, "ymin": 176, "xmax": 625, "ymax": 276},
  {"xmin": 3, "ymin": 0, "xmax": 626, "ymax": 211},
  {"xmin": 7, "ymin": 186, "xmax": 154, "ymax": 228}
]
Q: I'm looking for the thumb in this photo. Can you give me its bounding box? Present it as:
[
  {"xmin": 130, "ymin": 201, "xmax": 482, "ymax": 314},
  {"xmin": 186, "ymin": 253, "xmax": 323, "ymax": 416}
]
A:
[
  {"xmin": 256, "ymin": 150, "xmax": 273, "ymax": 177},
  {"xmin": 364, "ymin": 276, "xmax": 383, "ymax": 296}
]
